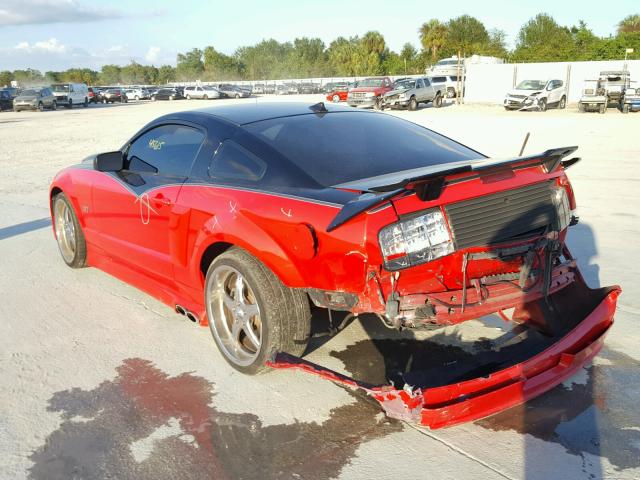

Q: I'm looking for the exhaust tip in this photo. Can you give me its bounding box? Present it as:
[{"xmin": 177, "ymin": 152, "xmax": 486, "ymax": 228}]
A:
[
  {"xmin": 185, "ymin": 312, "xmax": 198, "ymax": 323},
  {"xmin": 175, "ymin": 305, "xmax": 186, "ymax": 315}
]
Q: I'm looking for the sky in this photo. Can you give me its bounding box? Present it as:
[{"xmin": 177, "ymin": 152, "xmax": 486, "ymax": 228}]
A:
[{"xmin": 0, "ymin": 0, "xmax": 637, "ymax": 71}]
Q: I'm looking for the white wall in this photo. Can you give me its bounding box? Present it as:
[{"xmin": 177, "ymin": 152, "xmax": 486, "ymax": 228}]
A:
[{"xmin": 465, "ymin": 59, "xmax": 640, "ymax": 104}]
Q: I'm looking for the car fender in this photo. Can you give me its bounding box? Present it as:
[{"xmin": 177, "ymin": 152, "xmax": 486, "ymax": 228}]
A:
[
  {"xmin": 185, "ymin": 208, "xmax": 312, "ymax": 289},
  {"xmin": 49, "ymin": 167, "xmax": 90, "ymax": 229}
]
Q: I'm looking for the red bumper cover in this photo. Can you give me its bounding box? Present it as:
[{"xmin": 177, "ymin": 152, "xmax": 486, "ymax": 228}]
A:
[{"xmin": 268, "ymin": 283, "xmax": 621, "ymax": 429}]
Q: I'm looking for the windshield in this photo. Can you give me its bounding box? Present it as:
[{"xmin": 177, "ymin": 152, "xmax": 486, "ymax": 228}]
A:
[
  {"xmin": 51, "ymin": 84, "xmax": 69, "ymax": 92},
  {"xmin": 437, "ymin": 59, "xmax": 458, "ymax": 66},
  {"xmin": 357, "ymin": 78, "xmax": 384, "ymax": 87},
  {"xmin": 20, "ymin": 89, "xmax": 39, "ymax": 96},
  {"xmin": 244, "ymin": 112, "xmax": 483, "ymax": 187},
  {"xmin": 516, "ymin": 80, "xmax": 546, "ymax": 90},
  {"xmin": 395, "ymin": 80, "xmax": 415, "ymax": 89}
]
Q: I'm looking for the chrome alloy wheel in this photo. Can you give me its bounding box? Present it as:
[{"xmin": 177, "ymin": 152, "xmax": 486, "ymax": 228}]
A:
[
  {"xmin": 207, "ymin": 266, "xmax": 262, "ymax": 366},
  {"xmin": 54, "ymin": 199, "xmax": 76, "ymax": 263}
]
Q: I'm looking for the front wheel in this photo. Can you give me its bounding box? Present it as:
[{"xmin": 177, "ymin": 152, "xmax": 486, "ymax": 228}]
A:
[
  {"xmin": 578, "ymin": 103, "xmax": 585, "ymax": 113},
  {"xmin": 332, "ymin": 94, "xmax": 340, "ymax": 103},
  {"xmin": 203, "ymin": 94, "xmax": 208, "ymax": 100},
  {"xmin": 558, "ymin": 96, "xmax": 566, "ymax": 109},
  {"xmin": 373, "ymin": 97, "xmax": 382, "ymax": 110},
  {"xmin": 52, "ymin": 101, "xmax": 57, "ymax": 111},
  {"xmin": 52, "ymin": 193, "xmax": 87, "ymax": 268},
  {"xmin": 205, "ymin": 247, "xmax": 311, "ymax": 374},
  {"xmin": 622, "ymin": 104, "xmax": 630, "ymax": 114},
  {"xmin": 434, "ymin": 93, "xmax": 443, "ymax": 108},
  {"xmin": 37, "ymin": 102, "xmax": 44, "ymax": 112},
  {"xmin": 408, "ymin": 96, "xmax": 418, "ymax": 111},
  {"xmin": 67, "ymin": 100, "xmax": 73, "ymax": 109},
  {"xmin": 151, "ymin": 96, "xmax": 156, "ymax": 102},
  {"xmin": 235, "ymin": 93, "xmax": 240, "ymax": 99},
  {"xmin": 186, "ymin": 95, "xmax": 191, "ymax": 100},
  {"xmin": 169, "ymin": 95, "xmax": 175, "ymax": 101},
  {"xmin": 599, "ymin": 104, "xmax": 606, "ymax": 114},
  {"xmin": 83, "ymin": 98, "xmax": 88, "ymax": 107},
  {"xmin": 539, "ymin": 99, "xmax": 547, "ymax": 111}
]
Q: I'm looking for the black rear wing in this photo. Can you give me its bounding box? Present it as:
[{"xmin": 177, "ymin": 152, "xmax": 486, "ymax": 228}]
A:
[{"xmin": 327, "ymin": 146, "xmax": 579, "ymax": 232}]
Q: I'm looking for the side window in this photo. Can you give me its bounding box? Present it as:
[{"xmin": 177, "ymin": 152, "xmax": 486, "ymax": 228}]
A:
[
  {"xmin": 69, "ymin": 85, "xmax": 74, "ymax": 93},
  {"xmin": 126, "ymin": 124, "xmax": 205, "ymax": 177},
  {"xmin": 423, "ymin": 78, "xmax": 431, "ymax": 87},
  {"xmin": 555, "ymin": 80, "xmax": 563, "ymax": 88},
  {"xmin": 209, "ymin": 141, "xmax": 266, "ymax": 182},
  {"xmin": 416, "ymin": 79, "xmax": 424, "ymax": 88}
]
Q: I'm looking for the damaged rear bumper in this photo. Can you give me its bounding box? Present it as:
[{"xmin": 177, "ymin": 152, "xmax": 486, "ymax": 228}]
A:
[{"xmin": 268, "ymin": 278, "xmax": 621, "ymax": 429}]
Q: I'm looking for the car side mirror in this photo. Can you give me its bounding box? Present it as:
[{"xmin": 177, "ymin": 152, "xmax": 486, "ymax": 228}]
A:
[{"xmin": 95, "ymin": 151, "xmax": 124, "ymax": 172}]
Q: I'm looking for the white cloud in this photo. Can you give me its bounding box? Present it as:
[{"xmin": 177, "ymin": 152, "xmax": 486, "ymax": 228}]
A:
[
  {"xmin": 0, "ymin": 0, "xmax": 123, "ymax": 26},
  {"xmin": 15, "ymin": 38, "xmax": 67, "ymax": 54},
  {"xmin": 145, "ymin": 46, "xmax": 161, "ymax": 63},
  {"xmin": 0, "ymin": 38, "xmax": 177, "ymax": 71}
]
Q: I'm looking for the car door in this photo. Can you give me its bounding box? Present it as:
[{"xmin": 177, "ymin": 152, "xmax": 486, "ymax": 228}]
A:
[
  {"xmin": 89, "ymin": 123, "xmax": 206, "ymax": 282},
  {"xmin": 414, "ymin": 79, "xmax": 426, "ymax": 102}
]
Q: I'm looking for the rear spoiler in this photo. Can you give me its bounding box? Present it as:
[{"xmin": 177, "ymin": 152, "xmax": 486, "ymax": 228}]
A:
[{"xmin": 327, "ymin": 146, "xmax": 579, "ymax": 232}]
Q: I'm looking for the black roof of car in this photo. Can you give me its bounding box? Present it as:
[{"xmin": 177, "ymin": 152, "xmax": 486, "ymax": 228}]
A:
[{"xmin": 188, "ymin": 102, "xmax": 363, "ymax": 125}]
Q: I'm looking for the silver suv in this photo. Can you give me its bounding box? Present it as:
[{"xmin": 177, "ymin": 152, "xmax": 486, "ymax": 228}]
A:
[
  {"xmin": 184, "ymin": 85, "xmax": 221, "ymax": 100},
  {"xmin": 13, "ymin": 87, "xmax": 57, "ymax": 112}
]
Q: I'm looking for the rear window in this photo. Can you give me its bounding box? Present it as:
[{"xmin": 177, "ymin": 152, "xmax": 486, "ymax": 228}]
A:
[{"xmin": 243, "ymin": 112, "xmax": 483, "ymax": 187}]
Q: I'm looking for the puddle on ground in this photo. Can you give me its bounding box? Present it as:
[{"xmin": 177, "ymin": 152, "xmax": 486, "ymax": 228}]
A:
[
  {"xmin": 29, "ymin": 358, "xmax": 401, "ymax": 480},
  {"xmin": 477, "ymin": 348, "xmax": 640, "ymax": 471}
]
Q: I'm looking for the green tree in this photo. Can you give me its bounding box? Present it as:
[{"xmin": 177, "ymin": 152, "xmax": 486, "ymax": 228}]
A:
[
  {"xmin": 99, "ymin": 65, "xmax": 121, "ymax": 85},
  {"xmin": 176, "ymin": 48, "xmax": 204, "ymax": 80},
  {"xmin": 477, "ymin": 29, "xmax": 508, "ymax": 58},
  {"xmin": 618, "ymin": 14, "xmax": 640, "ymax": 34},
  {"xmin": 357, "ymin": 31, "xmax": 388, "ymax": 75},
  {"xmin": 157, "ymin": 65, "xmax": 176, "ymax": 84},
  {"xmin": 0, "ymin": 71, "xmax": 13, "ymax": 87},
  {"xmin": 446, "ymin": 15, "xmax": 489, "ymax": 56},
  {"xmin": 203, "ymin": 46, "xmax": 238, "ymax": 80},
  {"xmin": 419, "ymin": 19, "xmax": 448, "ymax": 61},
  {"xmin": 327, "ymin": 36, "xmax": 359, "ymax": 76},
  {"xmin": 513, "ymin": 14, "xmax": 574, "ymax": 62}
]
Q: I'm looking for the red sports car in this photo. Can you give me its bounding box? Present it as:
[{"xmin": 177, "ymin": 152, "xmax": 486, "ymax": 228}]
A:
[
  {"xmin": 50, "ymin": 102, "xmax": 619, "ymax": 428},
  {"xmin": 325, "ymin": 83, "xmax": 350, "ymax": 103}
]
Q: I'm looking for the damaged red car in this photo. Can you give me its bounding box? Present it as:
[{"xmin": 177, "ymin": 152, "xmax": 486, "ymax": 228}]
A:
[{"xmin": 50, "ymin": 102, "xmax": 620, "ymax": 428}]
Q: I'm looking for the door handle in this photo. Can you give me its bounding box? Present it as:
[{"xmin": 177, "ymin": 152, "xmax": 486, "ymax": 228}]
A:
[{"xmin": 152, "ymin": 193, "xmax": 172, "ymax": 207}]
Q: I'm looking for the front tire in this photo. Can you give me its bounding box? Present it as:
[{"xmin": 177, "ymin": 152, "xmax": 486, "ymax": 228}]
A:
[
  {"xmin": 622, "ymin": 104, "xmax": 630, "ymax": 114},
  {"xmin": 434, "ymin": 93, "xmax": 443, "ymax": 108},
  {"xmin": 37, "ymin": 102, "xmax": 44, "ymax": 112},
  {"xmin": 83, "ymin": 98, "xmax": 88, "ymax": 107},
  {"xmin": 332, "ymin": 94, "xmax": 340, "ymax": 103},
  {"xmin": 599, "ymin": 104, "xmax": 606, "ymax": 114},
  {"xmin": 205, "ymin": 247, "xmax": 311, "ymax": 374},
  {"xmin": 539, "ymin": 98, "xmax": 547, "ymax": 112},
  {"xmin": 408, "ymin": 96, "xmax": 418, "ymax": 111},
  {"xmin": 52, "ymin": 101, "xmax": 57, "ymax": 111},
  {"xmin": 52, "ymin": 193, "xmax": 87, "ymax": 268},
  {"xmin": 559, "ymin": 96, "xmax": 566, "ymax": 109}
]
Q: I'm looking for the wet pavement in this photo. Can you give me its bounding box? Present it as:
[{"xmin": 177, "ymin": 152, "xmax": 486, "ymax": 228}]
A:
[{"xmin": 29, "ymin": 358, "xmax": 401, "ymax": 480}]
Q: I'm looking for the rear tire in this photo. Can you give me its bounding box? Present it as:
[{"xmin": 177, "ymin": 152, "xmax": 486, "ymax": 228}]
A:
[
  {"xmin": 52, "ymin": 193, "xmax": 87, "ymax": 268},
  {"xmin": 434, "ymin": 93, "xmax": 443, "ymax": 108},
  {"xmin": 204, "ymin": 247, "xmax": 311, "ymax": 374}
]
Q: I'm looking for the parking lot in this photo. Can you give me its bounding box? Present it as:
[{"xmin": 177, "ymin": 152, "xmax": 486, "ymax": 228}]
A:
[{"xmin": 1, "ymin": 95, "xmax": 639, "ymax": 480}]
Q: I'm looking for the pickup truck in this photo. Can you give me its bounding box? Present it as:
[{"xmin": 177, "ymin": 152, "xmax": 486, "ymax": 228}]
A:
[
  {"xmin": 347, "ymin": 76, "xmax": 393, "ymax": 109},
  {"xmin": 381, "ymin": 77, "xmax": 445, "ymax": 110}
]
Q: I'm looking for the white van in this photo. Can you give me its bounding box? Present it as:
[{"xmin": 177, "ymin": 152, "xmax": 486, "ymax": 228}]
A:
[{"xmin": 50, "ymin": 83, "xmax": 90, "ymax": 108}]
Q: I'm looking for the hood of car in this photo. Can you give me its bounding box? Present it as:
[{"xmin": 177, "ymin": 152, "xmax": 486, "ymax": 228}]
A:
[
  {"xmin": 384, "ymin": 87, "xmax": 411, "ymax": 97},
  {"xmin": 350, "ymin": 86, "xmax": 385, "ymax": 93},
  {"xmin": 508, "ymin": 89, "xmax": 543, "ymax": 96}
]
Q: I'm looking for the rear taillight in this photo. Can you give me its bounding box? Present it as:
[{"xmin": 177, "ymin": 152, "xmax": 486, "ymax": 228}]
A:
[
  {"xmin": 379, "ymin": 209, "xmax": 454, "ymax": 271},
  {"xmin": 551, "ymin": 186, "xmax": 572, "ymax": 230}
]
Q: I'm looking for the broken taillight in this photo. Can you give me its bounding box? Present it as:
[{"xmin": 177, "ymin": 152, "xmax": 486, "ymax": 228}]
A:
[{"xmin": 379, "ymin": 208, "xmax": 454, "ymax": 271}]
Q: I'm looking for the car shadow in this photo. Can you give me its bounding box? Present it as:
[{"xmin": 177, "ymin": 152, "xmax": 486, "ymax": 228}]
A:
[{"xmin": 0, "ymin": 217, "xmax": 50, "ymax": 240}]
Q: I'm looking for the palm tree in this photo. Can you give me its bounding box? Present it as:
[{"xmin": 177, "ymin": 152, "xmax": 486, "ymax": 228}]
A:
[
  {"xmin": 618, "ymin": 14, "xmax": 640, "ymax": 34},
  {"xmin": 419, "ymin": 20, "xmax": 448, "ymax": 60}
]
